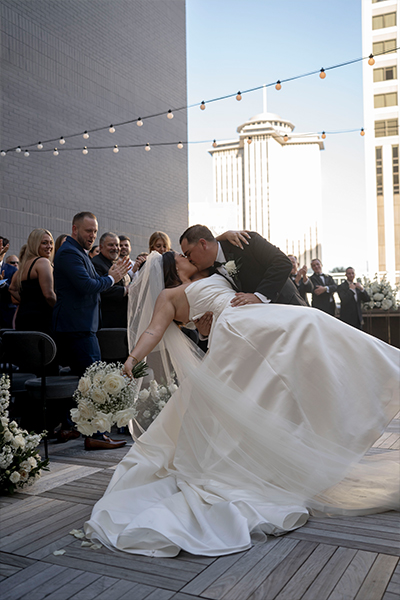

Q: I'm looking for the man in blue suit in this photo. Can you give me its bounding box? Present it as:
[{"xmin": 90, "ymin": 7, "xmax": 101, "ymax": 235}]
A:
[{"xmin": 53, "ymin": 211, "xmax": 130, "ymax": 450}]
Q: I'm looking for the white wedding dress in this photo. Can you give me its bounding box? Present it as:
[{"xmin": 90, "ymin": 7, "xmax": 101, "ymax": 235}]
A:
[{"xmin": 85, "ymin": 275, "xmax": 399, "ymax": 557}]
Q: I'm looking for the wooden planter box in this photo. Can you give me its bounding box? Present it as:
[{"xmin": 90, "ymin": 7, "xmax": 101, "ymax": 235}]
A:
[{"xmin": 362, "ymin": 310, "xmax": 400, "ymax": 348}]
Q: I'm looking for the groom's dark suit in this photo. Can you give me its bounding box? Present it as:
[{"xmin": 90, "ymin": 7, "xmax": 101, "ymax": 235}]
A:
[{"xmin": 219, "ymin": 233, "xmax": 307, "ymax": 305}]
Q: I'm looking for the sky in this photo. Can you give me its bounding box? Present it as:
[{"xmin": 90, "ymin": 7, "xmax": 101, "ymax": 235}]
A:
[{"xmin": 185, "ymin": 0, "xmax": 367, "ymax": 272}]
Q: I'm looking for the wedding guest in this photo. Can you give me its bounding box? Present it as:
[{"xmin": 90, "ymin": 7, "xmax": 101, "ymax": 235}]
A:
[
  {"xmin": 89, "ymin": 245, "xmax": 100, "ymax": 259},
  {"xmin": 288, "ymin": 255, "xmax": 313, "ymax": 306},
  {"xmin": 119, "ymin": 235, "xmax": 146, "ymax": 280},
  {"xmin": 0, "ymin": 236, "xmax": 10, "ymax": 272},
  {"xmin": 54, "ymin": 234, "xmax": 67, "ymax": 254},
  {"xmin": 5, "ymin": 255, "xmax": 19, "ymax": 268},
  {"xmin": 310, "ymin": 258, "xmax": 337, "ymax": 316},
  {"xmin": 0, "ymin": 255, "xmax": 18, "ymax": 328},
  {"xmin": 337, "ymin": 267, "xmax": 370, "ymax": 329},
  {"xmin": 149, "ymin": 231, "xmax": 171, "ymax": 254}
]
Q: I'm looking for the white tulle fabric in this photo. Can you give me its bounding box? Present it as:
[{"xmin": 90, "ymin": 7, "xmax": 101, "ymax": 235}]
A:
[{"xmin": 85, "ymin": 269, "xmax": 400, "ymax": 557}]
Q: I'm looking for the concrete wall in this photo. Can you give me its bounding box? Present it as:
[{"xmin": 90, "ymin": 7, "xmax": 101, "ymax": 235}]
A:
[{"xmin": 0, "ymin": 0, "xmax": 188, "ymax": 257}]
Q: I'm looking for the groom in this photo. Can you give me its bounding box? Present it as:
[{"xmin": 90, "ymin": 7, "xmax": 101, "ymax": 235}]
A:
[{"xmin": 180, "ymin": 225, "xmax": 307, "ymax": 307}]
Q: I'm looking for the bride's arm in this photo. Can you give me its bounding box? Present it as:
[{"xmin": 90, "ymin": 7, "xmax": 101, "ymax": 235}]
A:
[
  {"xmin": 123, "ymin": 290, "xmax": 176, "ymax": 377},
  {"xmin": 216, "ymin": 230, "xmax": 250, "ymax": 249}
]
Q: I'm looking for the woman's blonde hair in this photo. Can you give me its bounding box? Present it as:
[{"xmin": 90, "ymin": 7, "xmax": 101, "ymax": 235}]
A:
[
  {"xmin": 16, "ymin": 228, "xmax": 54, "ymax": 288},
  {"xmin": 148, "ymin": 231, "xmax": 171, "ymax": 253}
]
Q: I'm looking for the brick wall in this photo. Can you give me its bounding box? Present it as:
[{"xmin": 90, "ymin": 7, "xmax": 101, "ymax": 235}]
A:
[{"xmin": 0, "ymin": 0, "xmax": 188, "ymax": 256}]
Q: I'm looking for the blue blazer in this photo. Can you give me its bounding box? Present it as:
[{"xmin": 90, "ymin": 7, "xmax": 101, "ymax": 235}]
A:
[{"xmin": 53, "ymin": 236, "xmax": 113, "ymax": 333}]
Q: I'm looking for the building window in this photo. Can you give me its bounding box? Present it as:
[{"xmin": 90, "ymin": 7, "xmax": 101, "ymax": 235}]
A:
[
  {"xmin": 393, "ymin": 145, "xmax": 399, "ymax": 195},
  {"xmin": 372, "ymin": 12, "xmax": 397, "ymax": 30},
  {"xmin": 376, "ymin": 147, "xmax": 383, "ymax": 196},
  {"xmin": 374, "ymin": 92, "xmax": 398, "ymax": 108},
  {"xmin": 373, "ymin": 65, "xmax": 397, "ymax": 82},
  {"xmin": 375, "ymin": 118, "xmax": 399, "ymax": 137},
  {"xmin": 373, "ymin": 39, "xmax": 397, "ymax": 55},
  {"xmin": 372, "ymin": 0, "xmax": 387, "ymax": 3}
]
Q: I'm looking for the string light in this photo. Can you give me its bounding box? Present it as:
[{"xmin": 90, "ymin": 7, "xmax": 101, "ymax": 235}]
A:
[
  {"xmin": 15, "ymin": 146, "xmax": 21, "ymax": 153},
  {"xmin": 145, "ymin": 143, "xmax": 151, "ymax": 151},
  {"xmin": 200, "ymin": 101, "xmax": 206, "ymax": 110},
  {"xmin": 360, "ymin": 128, "xmax": 365, "ymax": 136},
  {"xmin": 109, "ymin": 125, "xmax": 115, "ymax": 133},
  {"xmin": 283, "ymin": 134, "xmax": 289, "ymax": 142},
  {"xmin": 247, "ymin": 137, "xmax": 252, "ymax": 145},
  {"xmin": 82, "ymin": 146, "xmax": 88, "ymax": 154},
  {"xmin": 319, "ymin": 68, "xmax": 326, "ymax": 79},
  {"xmin": 275, "ymin": 80, "xmax": 282, "ymax": 91},
  {"xmin": 167, "ymin": 110, "xmax": 174, "ymax": 119},
  {"xmin": 177, "ymin": 142, "xmax": 183, "ymax": 149},
  {"xmin": 53, "ymin": 148, "xmax": 59, "ymax": 156},
  {"xmin": 37, "ymin": 142, "xmax": 43, "ymax": 149},
  {"xmin": 59, "ymin": 137, "xmax": 65, "ymax": 145},
  {"xmin": 236, "ymin": 91, "xmax": 242, "ymax": 101},
  {"xmin": 0, "ymin": 151, "xmax": 6, "ymax": 157},
  {"xmin": 321, "ymin": 131, "xmax": 326, "ymax": 139},
  {"xmin": 113, "ymin": 145, "xmax": 119, "ymax": 153},
  {"xmin": 24, "ymin": 150, "xmax": 29, "ymax": 157},
  {"xmin": 137, "ymin": 118, "xmax": 143, "ymax": 127},
  {"xmin": 368, "ymin": 54, "xmax": 375, "ymax": 66},
  {"xmin": 83, "ymin": 131, "xmax": 89, "ymax": 139},
  {"xmin": 212, "ymin": 140, "xmax": 218, "ymax": 148}
]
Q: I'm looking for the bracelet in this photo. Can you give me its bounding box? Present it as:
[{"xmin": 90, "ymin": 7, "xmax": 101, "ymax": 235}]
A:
[{"xmin": 128, "ymin": 354, "xmax": 139, "ymax": 365}]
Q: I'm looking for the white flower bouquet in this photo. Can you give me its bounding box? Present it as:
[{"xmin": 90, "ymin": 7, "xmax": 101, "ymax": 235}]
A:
[
  {"xmin": 70, "ymin": 361, "xmax": 147, "ymax": 436},
  {"xmin": 0, "ymin": 375, "xmax": 48, "ymax": 495},
  {"xmin": 133, "ymin": 378, "xmax": 178, "ymax": 431},
  {"xmin": 362, "ymin": 275, "xmax": 399, "ymax": 311}
]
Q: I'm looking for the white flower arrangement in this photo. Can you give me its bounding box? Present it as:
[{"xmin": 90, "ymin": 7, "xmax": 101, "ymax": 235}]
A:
[
  {"xmin": 71, "ymin": 361, "xmax": 147, "ymax": 435},
  {"xmin": 132, "ymin": 379, "xmax": 177, "ymax": 430},
  {"xmin": 362, "ymin": 275, "xmax": 400, "ymax": 311},
  {"xmin": 0, "ymin": 375, "xmax": 48, "ymax": 494},
  {"xmin": 224, "ymin": 260, "xmax": 239, "ymax": 277}
]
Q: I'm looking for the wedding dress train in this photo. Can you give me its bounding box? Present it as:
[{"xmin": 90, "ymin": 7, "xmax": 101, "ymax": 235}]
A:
[{"xmin": 85, "ymin": 275, "xmax": 399, "ymax": 557}]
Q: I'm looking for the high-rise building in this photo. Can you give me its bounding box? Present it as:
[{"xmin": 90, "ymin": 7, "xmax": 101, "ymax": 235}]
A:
[
  {"xmin": 0, "ymin": 0, "xmax": 188, "ymax": 256},
  {"xmin": 362, "ymin": 0, "xmax": 399, "ymax": 282},
  {"xmin": 208, "ymin": 110, "xmax": 324, "ymax": 266}
]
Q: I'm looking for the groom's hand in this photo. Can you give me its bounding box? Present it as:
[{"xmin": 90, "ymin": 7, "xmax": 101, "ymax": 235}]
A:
[
  {"xmin": 231, "ymin": 293, "xmax": 261, "ymax": 307},
  {"xmin": 194, "ymin": 312, "xmax": 213, "ymax": 337}
]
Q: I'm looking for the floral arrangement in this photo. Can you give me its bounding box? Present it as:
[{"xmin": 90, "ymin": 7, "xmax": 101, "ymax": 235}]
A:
[
  {"xmin": 362, "ymin": 275, "xmax": 400, "ymax": 311},
  {"xmin": 0, "ymin": 374, "xmax": 48, "ymax": 495},
  {"xmin": 70, "ymin": 361, "xmax": 147, "ymax": 436},
  {"xmin": 133, "ymin": 379, "xmax": 178, "ymax": 430}
]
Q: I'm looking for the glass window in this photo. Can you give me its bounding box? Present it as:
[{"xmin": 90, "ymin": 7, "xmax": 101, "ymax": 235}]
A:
[
  {"xmin": 374, "ymin": 92, "xmax": 398, "ymax": 108},
  {"xmin": 393, "ymin": 146, "xmax": 399, "ymax": 195},
  {"xmin": 373, "ymin": 65, "xmax": 397, "ymax": 82},
  {"xmin": 373, "ymin": 12, "xmax": 397, "ymax": 30},
  {"xmin": 375, "ymin": 118, "xmax": 399, "ymax": 137},
  {"xmin": 373, "ymin": 39, "xmax": 397, "ymax": 56},
  {"xmin": 376, "ymin": 147, "xmax": 383, "ymax": 196}
]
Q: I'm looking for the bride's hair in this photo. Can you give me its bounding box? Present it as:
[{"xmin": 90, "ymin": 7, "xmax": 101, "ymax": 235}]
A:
[{"xmin": 162, "ymin": 250, "xmax": 182, "ymax": 288}]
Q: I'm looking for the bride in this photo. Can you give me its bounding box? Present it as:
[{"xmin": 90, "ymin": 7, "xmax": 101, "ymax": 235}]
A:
[{"xmin": 84, "ymin": 250, "xmax": 399, "ymax": 557}]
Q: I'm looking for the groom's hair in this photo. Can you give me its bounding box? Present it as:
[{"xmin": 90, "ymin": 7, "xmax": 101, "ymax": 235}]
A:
[{"xmin": 179, "ymin": 225, "xmax": 216, "ymax": 245}]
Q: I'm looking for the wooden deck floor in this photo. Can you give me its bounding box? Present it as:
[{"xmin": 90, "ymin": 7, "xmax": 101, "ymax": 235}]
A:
[{"xmin": 0, "ymin": 416, "xmax": 399, "ymax": 600}]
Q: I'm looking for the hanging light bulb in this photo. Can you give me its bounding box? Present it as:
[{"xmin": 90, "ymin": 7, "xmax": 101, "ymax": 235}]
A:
[
  {"xmin": 24, "ymin": 150, "xmax": 29, "ymax": 157},
  {"xmin": 321, "ymin": 131, "xmax": 326, "ymax": 139},
  {"xmin": 109, "ymin": 125, "xmax": 115, "ymax": 133},
  {"xmin": 275, "ymin": 80, "xmax": 282, "ymax": 91},
  {"xmin": 82, "ymin": 146, "xmax": 88, "ymax": 154},
  {"xmin": 319, "ymin": 68, "xmax": 326, "ymax": 79},
  {"xmin": 368, "ymin": 54, "xmax": 375, "ymax": 66},
  {"xmin": 137, "ymin": 118, "xmax": 143, "ymax": 127},
  {"xmin": 167, "ymin": 110, "xmax": 174, "ymax": 119},
  {"xmin": 360, "ymin": 128, "xmax": 365, "ymax": 136},
  {"xmin": 283, "ymin": 134, "xmax": 288, "ymax": 142},
  {"xmin": 53, "ymin": 148, "xmax": 59, "ymax": 156},
  {"xmin": 200, "ymin": 101, "xmax": 206, "ymax": 110},
  {"xmin": 236, "ymin": 91, "xmax": 242, "ymax": 101},
  {"xmin": 177, "ymin": 142, "xmax": 183, "ymax": 149},
  {"xmin": 15, "ymin": 146, "xmax": 21, "ymax": 153},
  {"xmin": 212, "ymin": 140, "xmax": 218, "ymax": 148},
  {"xmin": 247, "ymin": 137, "xmax": 252, "ymax": 145},
  {"xmin": 113, "ymin": 145, "xmax": 119, "ymax": 153},
  {"xmin": 145, "ymin": 143, "xmax": 151, "ymax": 151},
  {"xmin": 1, "ymin": 151, "xmax": 6, "ymax": 157},
  {"xmin": 83, "ymin": 131, "xmax": 89, "ymax": 139},
  {"xmin": 37, "ymin": 142, "xmax": 43, "ymax": 149},
  {"xmin": 59, "ymin": 136, "xmax": 65, "ymax": 145}
]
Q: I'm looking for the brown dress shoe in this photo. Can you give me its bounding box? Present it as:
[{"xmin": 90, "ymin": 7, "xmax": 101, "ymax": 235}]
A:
[
  {"xmin": 57, "ymin": 429, "xmax": 81, "ymax": 443},
  {"xmin": 84, "ymin": 435, "xmax": 127, "ymax": 451}
]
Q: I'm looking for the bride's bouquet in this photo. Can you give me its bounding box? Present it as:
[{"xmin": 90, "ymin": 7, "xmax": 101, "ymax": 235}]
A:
[{"xmin": 71, "ymin": 361, "xmax": 147, "ymax": 436}]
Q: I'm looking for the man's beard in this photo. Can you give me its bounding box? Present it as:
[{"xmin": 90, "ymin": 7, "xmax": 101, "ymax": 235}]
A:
[{"xmin": 77, "ymin": 233, "xmax": 93, "ymax": 251}]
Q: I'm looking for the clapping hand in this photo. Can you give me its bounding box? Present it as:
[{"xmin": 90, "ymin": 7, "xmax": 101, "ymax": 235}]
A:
[
  {"xmin": 109, "ymin": 256, "xmax": 131, "ymax": 283},
  {"xmin": 0, "ymin": 239, "xmax": 9, "ymax": 260},
  {"xmin": 132, "ymin": 254, "xmax": 147, "ymax": 273}
]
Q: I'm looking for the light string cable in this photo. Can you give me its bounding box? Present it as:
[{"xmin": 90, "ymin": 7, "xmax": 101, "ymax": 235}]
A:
[{"xmin": 2, "ymin": 46, "xmax": 398, "ymax": 155}]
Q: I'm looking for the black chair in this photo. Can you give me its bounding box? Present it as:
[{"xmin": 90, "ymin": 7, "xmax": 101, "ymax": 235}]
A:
[
  {"xmin": 96, "ymin": 328, "xmax": 129, "ymax": 363},
  {"xmin": 2, "ymin": 331, "xmax": 79, "ymax": 459}
]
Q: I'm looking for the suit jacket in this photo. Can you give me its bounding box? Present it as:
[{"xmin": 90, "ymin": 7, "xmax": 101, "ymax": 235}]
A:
[
  {"xmin": 310, "ymin": 272, "xmax": 337, "ymax": 315},
  {"xmin": 0, "ymin": 263, "xmax": 17, "ymax": 328},
  {"xmin": 337, "ymin": 281, "xmax": 370, "ymax": 329},
  {"xmin": 290, "ymin": 275, "xmax": 313, "ymax": 306},
  {"xmin": 219, "ymin": 233, "xmax": 307, "ymax": 306},
  {"xmin": 53, "ymin": 236, "xmax": 113, "ymax": 333},
  {"xmin": 91, "ymin": 252, "xmax": 128, "ymax": 328}
]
